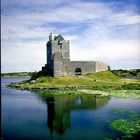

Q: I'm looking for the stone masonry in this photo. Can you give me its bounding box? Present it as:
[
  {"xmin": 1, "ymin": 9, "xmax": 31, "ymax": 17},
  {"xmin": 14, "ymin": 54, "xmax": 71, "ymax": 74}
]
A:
[{"xmin": 42, "ymin": 33, "xmax": 108, "ymax": 77}]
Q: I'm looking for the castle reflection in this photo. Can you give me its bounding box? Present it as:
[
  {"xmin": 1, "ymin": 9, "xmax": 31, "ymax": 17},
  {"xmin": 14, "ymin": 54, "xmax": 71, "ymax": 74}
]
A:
[{"xmin": 43, "ymin": 94, "xmax": 109, "ymax": 137}]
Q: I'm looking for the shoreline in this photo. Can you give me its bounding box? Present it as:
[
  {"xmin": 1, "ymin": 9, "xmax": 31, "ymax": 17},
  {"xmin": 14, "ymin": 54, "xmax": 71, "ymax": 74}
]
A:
[
  {"xmin": 7, "ymin": 84, "xmax": 140, "ymax": 99},
  {"xmin": 1, "ymin": 76, "xmax": 31, "ymax": 78},
  {"xmin": 4, "ymin": 72, "xmax": 140, "ymax": 98},
  {"xmin": 7, "ymin": 84, "xmax": 122, "ymax": 90}
]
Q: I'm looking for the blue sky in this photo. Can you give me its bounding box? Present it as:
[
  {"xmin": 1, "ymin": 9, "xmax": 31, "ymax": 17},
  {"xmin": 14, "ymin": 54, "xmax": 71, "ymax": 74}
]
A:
[{"xmin": 1, "ymin": 0, "xmax": 140, "ymax": 72}]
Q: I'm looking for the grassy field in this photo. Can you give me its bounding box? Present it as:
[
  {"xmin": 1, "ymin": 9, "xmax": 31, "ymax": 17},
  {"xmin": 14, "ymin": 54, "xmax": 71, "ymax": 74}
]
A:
[
  {"xmin": 8, "ymin": 71, "xmax": 121, "ymax": 87},
  {"xmin": 8, "ymin": 71, "xmax": 140, "ymax": 92}
]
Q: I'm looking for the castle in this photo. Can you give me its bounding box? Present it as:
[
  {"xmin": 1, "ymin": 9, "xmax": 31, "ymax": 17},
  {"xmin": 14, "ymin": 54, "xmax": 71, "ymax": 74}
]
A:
[{"xmin": 42, "ymin": 33, "xmax": 108, "ymax": 77}]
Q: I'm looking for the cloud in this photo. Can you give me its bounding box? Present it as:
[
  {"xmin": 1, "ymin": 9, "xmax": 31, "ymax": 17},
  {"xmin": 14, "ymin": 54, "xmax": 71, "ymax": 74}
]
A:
[
  {"xmin": 108, "ymin": 14, "xmax": 140, "ymax": 26},
  {"xmin": 1, "ymin": 42, "xmax": 46, "ymax": 73},
  {"xmin": 70, "ymin": 39, "xmax": 140, "ymax": 69},
  {"xmin": 1, "ymin": 0, "xmax": 140, "ymax": 72}
]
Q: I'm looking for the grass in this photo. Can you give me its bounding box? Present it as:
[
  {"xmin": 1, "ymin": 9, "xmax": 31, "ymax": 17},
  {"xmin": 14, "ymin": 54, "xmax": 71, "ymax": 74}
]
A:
[
  {"xmin": 77, "ymin": 89, "xmax": 140, "ymax": 98},
  {"xmin": 7, "ymin": 71, "xmax": 140, "ymax": 98},
  {"xmin": 33, "ymin": 89, "xmax": 110, "ymax": 99},
  {"xmin": 18, "ymin": 71, "xmax": 122, "ymax": 87},
  {"xmin": 85, "ymin": 71, "xmax": 120, "ymax": 81},
  {"xmin": 32, "ymin": 71, "xmax": 121, "ymax": 87},
  {"xmin": 108, "ymin": 90, "xmax": 140, "ymax": 98}
]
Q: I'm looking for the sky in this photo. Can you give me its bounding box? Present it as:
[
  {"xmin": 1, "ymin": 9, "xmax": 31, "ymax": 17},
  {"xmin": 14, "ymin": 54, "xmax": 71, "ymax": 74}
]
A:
[{"xmin": 1, "ymin": 0, "xmax": 140, "ymax": 73}]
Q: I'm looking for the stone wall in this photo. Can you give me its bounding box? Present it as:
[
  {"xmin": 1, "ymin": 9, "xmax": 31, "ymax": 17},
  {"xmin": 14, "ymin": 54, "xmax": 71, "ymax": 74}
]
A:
[
  {"xmin": 95, "ymin": 61, "xmax": 108, "ymax": 72},
  {"xmin": 64, "ymin": 61, "xmax": 96, "ymax": 76},
  {"xmin": 46, "ymin": 41, "xmax": 53, "ymax": 76},
  {"xmin": 51, "ymin": 40, "xmax": 70, "ymax": 77}
]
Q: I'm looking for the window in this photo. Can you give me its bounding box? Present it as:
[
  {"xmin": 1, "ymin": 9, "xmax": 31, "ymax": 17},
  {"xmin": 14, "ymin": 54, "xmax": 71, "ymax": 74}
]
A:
[{"xmin": 75, "ymin": 68, "xmax": 81, "ymax": 75}]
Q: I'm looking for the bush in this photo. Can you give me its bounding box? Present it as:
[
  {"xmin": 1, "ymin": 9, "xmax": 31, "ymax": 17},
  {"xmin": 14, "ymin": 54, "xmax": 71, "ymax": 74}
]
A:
[
  {"xmin": 30, "ymin": 70, "xmax": 48, "ymax": 80},
  {"xmin": 30, "ymin": 71, "xmax": 38, "ymax": 80}
]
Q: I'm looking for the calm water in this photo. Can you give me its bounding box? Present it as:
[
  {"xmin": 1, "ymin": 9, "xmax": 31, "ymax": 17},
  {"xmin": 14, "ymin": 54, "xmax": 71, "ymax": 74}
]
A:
[{"xmin": 1, "ymin": 77, "xmax": 140, "ymax": 140}]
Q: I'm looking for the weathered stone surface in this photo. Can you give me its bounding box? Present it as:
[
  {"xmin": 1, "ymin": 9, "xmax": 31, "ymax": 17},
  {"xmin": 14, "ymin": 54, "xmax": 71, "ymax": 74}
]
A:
[{"xmin": 43, "ymin": 33, "xmax": 108, "ymax": 77}]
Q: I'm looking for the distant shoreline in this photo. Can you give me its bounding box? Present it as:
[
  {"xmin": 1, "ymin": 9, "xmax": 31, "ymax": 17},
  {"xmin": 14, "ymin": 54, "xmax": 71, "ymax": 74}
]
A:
[
  {"xmin": 1, "ymin": 76, "xmax": 30, "ymax": 78},
  {"xmin": 1, "ymin": 72, "xmax": 33, "ymax": 78}
]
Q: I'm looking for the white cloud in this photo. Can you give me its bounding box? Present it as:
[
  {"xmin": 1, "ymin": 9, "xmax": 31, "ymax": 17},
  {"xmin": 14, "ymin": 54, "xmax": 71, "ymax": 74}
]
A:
[
  {"xmin": 1, "ymin": 0, "xmax": 140, "ymax": 72},
  {"xmin": 70, "ymin": 39, "xmax": 140, "ymax": 59},
  {"xmin": 1, "ymin": 42, "xmax": 46, "ymax": 73},
  {"xmin": 108, "ymin": 14, "xmax": 140, "ymax": 26}
]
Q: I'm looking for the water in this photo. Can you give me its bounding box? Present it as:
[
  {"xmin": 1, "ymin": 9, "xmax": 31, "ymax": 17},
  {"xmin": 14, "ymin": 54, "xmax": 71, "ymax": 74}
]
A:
[{"xmin": 1, "ymin": 77, "xmax": 140, "ymax": 140}]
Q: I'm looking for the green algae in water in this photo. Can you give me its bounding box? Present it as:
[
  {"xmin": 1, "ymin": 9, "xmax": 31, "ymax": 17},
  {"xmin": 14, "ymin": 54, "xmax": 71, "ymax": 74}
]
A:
[
  {"xmin": 108, "ymin": 90, "xmax": 140, "ymax": 98},
  {"xmin": 110, "ymin": 119, "xmax": 140, "ymax": 137},
  {"xmin": 109, "ymin": 109, "xmax": 140, "ymax": 138},
  {"xmin": 112, "ymin": 109, "xmax": 139, "ymax": 119}
]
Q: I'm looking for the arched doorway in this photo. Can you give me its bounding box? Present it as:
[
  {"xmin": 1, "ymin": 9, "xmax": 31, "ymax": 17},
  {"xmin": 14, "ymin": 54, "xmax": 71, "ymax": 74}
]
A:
[{"xmin": 75, "ymin": 68, "xmax": 82, "ymax": 75}]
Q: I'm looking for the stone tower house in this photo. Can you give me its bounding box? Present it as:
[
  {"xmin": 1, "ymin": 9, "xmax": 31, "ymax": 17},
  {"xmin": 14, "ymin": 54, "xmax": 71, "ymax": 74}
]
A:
[{"xmin": 43, "ymin": 33, "xmax": 108, "ymax": 77}]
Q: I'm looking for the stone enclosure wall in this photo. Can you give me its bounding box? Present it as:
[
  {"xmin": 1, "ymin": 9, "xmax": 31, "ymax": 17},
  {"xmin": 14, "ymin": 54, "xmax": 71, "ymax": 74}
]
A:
[
  {"xmin": 45, "ymin": 34, "xmax": 108, "ymax": 77},
  {"xmin": 95, "ymin": 61, "xmax": 109, "ymax": 72},
  {"xmin": 66, "ymin": 61, "xmax": 96, "ymax": 76}
]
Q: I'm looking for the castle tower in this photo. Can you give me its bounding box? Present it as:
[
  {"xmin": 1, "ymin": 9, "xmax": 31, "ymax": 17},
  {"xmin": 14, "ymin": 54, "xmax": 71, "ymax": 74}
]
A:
[
  {"xmin": 46, "ymin": 33, "xmax": 70, "ymax": 76},
  {"xmin": 44, "ymin": 33, "xmax": 108, "ymax": 77}
]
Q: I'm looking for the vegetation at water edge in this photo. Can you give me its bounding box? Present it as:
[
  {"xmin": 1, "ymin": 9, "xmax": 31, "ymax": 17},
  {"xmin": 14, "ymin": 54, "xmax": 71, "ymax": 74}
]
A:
[
  {"xmin": 109, "ymin": 109, "xmax": 140, "ymax": 139},
  {"xmin": 111, "ymin": 69, "xmax": 140, "ymax": 79}
]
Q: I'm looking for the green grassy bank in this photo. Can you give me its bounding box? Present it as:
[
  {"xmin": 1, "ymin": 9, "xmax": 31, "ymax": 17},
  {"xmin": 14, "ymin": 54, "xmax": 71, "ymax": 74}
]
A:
[
  {"xmin": 8, "ymin": 71, "xmax": 121, "ymax": 88},
  {"xmin": 7, "ymin": 71, "xmax": 140, "ymax": 98}
]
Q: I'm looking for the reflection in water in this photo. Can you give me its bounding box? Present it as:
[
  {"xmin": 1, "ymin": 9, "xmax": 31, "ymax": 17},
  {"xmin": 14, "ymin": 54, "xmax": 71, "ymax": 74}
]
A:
[
  {"xmin": 2, "ymin": 78, "xmax": 140, "ymax": 140},
  {"xmin": 43, "ymin": 94, "xmax": 109, "ymax": 138}
]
